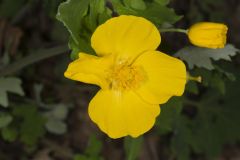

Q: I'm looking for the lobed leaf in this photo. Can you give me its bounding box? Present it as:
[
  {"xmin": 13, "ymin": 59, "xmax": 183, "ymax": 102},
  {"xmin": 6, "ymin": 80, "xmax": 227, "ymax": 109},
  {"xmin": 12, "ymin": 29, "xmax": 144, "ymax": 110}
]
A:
[
  {"xmin": 0, "ymin": 113, "xmax": 13, "ymax": 128},
  {"xmin": 13, "ymin": 105, "xmax": 46, "ymax": 146},
  {"xmin": 1, "ymin": 127, "xmax": 18, "ymax": 142},
  {"xmin": 46, "ymin": 119, "xmax": 67, "ymax": 135},
  {"xmin": 57, "ymin": 0, "xmax": 112, "ymax": 59},
  {"xmin": 175, "ymin": 44, "xmax": 239, "ymax": 70},
  {"xmin": 156, "ymin": 97, "xmax": 183, "ymax": 134},
  {"xmin": 112, "ymin": 0, "xmax": 182, "ymax": 27},
  {"xmin": 0, "ymin": 77, "xmax": 24, "ymax": 107},
  {"xmin": 56, "ymin": 0, "xmax": 90, "ymax": 46}
]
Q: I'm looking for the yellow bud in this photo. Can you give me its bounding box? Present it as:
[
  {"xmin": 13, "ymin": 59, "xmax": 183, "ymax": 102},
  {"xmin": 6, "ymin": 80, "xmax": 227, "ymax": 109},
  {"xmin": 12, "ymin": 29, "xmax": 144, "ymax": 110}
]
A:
[{"xmin": 187, "ymin": 22, "xmax": 228, "ymax": 49}]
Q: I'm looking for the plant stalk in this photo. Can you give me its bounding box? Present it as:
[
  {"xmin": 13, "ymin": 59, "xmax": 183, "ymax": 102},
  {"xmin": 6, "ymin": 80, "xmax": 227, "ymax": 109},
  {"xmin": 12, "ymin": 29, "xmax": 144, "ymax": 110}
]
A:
[
  {"xmin": 160, "ymin": 28, "xmax": 188, "ymax": 34},
  {"xmin": 0, "ymin": 44, "xmax": 69, "ymax": 77}
]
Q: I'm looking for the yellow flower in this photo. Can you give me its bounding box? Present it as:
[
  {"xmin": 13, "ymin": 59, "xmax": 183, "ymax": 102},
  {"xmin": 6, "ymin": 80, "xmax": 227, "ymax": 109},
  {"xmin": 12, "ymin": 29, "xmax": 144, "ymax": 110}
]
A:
[
  {"xmin": 64, "ymin": 15, "xmax": 186, "ymax": 138},
  {"xmin": 188, "ymin": 22, "xmax": 228, "ymax": 49}
]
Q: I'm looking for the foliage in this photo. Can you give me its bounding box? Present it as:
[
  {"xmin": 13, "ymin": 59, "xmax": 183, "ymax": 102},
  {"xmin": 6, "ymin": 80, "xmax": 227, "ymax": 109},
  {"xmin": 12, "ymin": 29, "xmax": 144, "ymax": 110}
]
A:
[
  {"xmin": 176, "ymin": 44, "xmax": 239, "ymax": 70},
  {"xmin": 74, "ymin": 135, "xmax": 104, "ymax": 160},
  {"xmin": 0, "ymin": 77, "xmax": 24, "ymax": 107},
  {"xmin": 111, "ymin": 0, "xmax": 182, "ymax": 27},
  {"xmin": 44, "ymin": 104, "xmax": 68, "ymax": 135},
  {"xmin": 0, "ymin": 113, "xmax": 13, "ymax": 128},
  {"xmin": 157, "ymin": 69, "xmax": 240, "ymax": 160},
  {"xmin": 0, "ymin": 105, "xmax": 46, "ymax": 146},
  {"xmin": 124, "ymin": 136, "xmax": 143, "ymax": 160},
  {"xmin": 0, "ymin": 0, "xmax": 239, "ymax": 160},
  {"xmin": 57, "ymin": 0, "xmax": 111, "ymax": 59},
  {"xmin": 13, "ymin": 105, "xmax": 46, "ymax": 145},
  {"xmin": 57, "ymin": 0, "xmax": 180, "ymax": 59}
]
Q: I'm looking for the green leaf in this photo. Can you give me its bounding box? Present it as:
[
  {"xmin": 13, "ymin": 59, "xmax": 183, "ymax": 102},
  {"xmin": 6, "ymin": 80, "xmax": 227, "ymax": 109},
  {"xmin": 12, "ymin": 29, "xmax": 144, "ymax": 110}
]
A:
[
  {"xmin": 0, "ymin": 113, "xmax": 12, "ymax": 128},
  {"xmin": 171, "ymin": 116, "xmax": 192, "ymax": 160},
  {"xmin": 189, "ymin": 111, "xmax": 223, "ymax": 157},
  {"xmin": 154, "ymin": 0, "xmax": 170, "ymax": 5},
  {"xmin": 46, "ymin": 119, "xmax": 67, "ymax": 135},
  {"xmin": 57, "ymin": 0, "xmax": 96, "ymax": 59},
  {"xmin": 193, "ymin": 68, "xmax": 227, "ymax": 94},
  {"xmin": 85, "ymin": 0, "xmax": 110, "ymax": 31},
  {"xmin": 0, "ymin": 91, "xmax": 8, "ymax": 107},
  {"xmin": 112, "ymin": 1, "xmax": 181, "ymax": 26},
  {"xmin": 0, "ymin": 77, "xmax": 24, "ymax": 107},
  {"xmin": 214, "ymin": 65, "xmax": 236, "ymax": 81},
  {"xmin": 185, "ymin": 81, "xmax": 199, "ymax": 94},
  {"xmin": 73, "ymin": 154, "xmax": 88, "ymax": 160},
  {"xmin": 166, "ymin": 74, "xmax": 240, "ymax": 159},
  {"xmin": 140, "ymin": 3, "xmax": 181, "ymax": 26},
  {"xmin": 57, "ymin": 0, "xmax": 112, "ymax": 59},
  {"xmin": 68, "ymin": 35, "xmax": 95, "ymax": 60},
  {"xmin": 1, "ymin": 127, "xmax": 18, "ymax": 142},
  {"xmin": 13, "ymin": 105, "xmax": 46, "ymax": 146},
  {"xmin": 51, "ymin": 104, "xmax": 68, "ymax": 120},
  {"xmin": 175, "ymin": 44, "xmax": 239, "ymax": 70},
  {"xmin": 43, "ymin": 104, "xmax": 69, "ymax": 135},
  {"xmin": 85, "ymin": 135, "xmax": 103, "ymax": 157},
  {"xmin": 124, "ymin": 136, "xmax": 143, "ymax": 160},
  {"xmin": 188, "ymin": 86, "xmax": 240, "ymax": 158},
  {"xmin": 56, "ymin": 0, "xmax": 90, "ymax": 46},
  {"xmin": 74, "ymin": 135, "xmax": 103, "ymax": 160},
  {"xmin": 171, "ymin": 84, "xmax": 240, "ymax": 159},
  {"xmin": 0, "ymin": 77, "xmax": 24, "ymax": 95},
  {"xmin": 123, "ymin": 0, "xmax": 146, "ymax": 10},
  {"xmin": 209, "ymin": 73, "xmax": 225, "ymax": 94},
  {"xmin": 156, "ymin": 97, "xmax": 183, "ymax": 134}
]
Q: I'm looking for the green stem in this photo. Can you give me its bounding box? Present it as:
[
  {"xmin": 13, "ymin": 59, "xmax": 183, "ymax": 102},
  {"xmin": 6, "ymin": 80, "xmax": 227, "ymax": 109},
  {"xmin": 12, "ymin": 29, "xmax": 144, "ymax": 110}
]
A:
[
  {"xmin": 124, "ymin": 136, "xmax": 143, "ymax": 160},
  {"xmin": 160, "ymin": 28, "xmax": 188, "ymax": 34},
  {"xmin": 0, "ymin": 44, "xmax": 69, "ymax": 77}
]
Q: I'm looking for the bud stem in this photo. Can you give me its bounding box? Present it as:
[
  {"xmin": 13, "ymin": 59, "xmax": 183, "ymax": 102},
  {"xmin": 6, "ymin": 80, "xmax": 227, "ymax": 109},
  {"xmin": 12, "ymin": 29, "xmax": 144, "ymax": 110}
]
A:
[{"xmin": 160, "ymin": 28, "xmax": 188, "ymax": 34}]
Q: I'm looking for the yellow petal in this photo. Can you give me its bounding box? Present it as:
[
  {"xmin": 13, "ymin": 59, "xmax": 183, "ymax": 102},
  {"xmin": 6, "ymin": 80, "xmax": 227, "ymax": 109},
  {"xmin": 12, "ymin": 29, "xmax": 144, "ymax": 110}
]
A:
[
  {"xmin": 91, "ymin": 15, "xmax": 161, "ymax": 62},
  {"xmin": 134, "ymin": 51, "xmax": 186, "ymax": 104},
  {"xmin": 188, "ymin": 22, "xmax": 228, "ymax": 49},
  {"xmin": 64, "ymin": 53, "xmax": 112, "ymax": 89},
  {"xmin": 88, "ymin": 89, "xmax": 160, "ymax": 138}
]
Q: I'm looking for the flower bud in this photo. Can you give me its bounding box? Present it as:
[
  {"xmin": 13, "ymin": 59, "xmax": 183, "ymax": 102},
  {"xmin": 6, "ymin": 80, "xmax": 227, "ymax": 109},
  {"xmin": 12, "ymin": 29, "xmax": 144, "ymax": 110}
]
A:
[{"xmin": 188, "ymin": 22, "xmax": 228, "ymax": 49}]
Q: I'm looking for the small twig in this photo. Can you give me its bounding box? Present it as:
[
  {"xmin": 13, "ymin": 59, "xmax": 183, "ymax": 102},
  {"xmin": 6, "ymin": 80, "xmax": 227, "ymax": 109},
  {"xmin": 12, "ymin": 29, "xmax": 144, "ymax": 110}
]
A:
[{"xmin": 0, "ymin": 44, "xmax": 69, "ymax": 77}]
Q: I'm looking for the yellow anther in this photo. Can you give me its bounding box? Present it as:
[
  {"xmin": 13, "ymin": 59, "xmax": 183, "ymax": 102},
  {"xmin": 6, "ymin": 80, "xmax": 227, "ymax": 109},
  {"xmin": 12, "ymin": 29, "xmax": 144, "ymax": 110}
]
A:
[{"xmin": 108, "ymin": 61, "xmax": 145, "ymax": 90}]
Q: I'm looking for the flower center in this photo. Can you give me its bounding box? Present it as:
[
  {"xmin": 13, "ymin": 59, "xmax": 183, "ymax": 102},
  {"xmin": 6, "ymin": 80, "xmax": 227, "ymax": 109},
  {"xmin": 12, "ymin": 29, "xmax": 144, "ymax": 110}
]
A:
[{"xmin": 107, "ymin": 61, "xmax": 146, "ymax": 91}]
